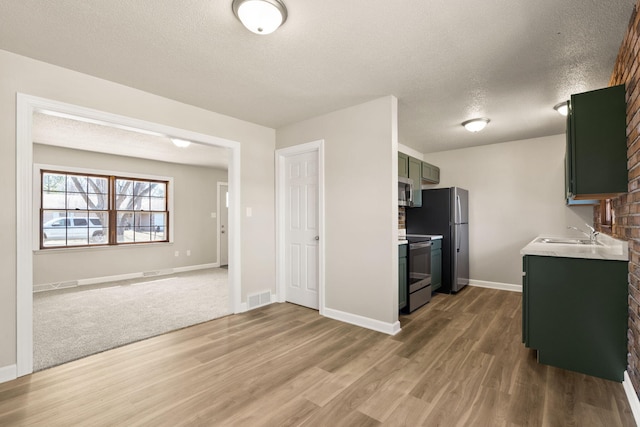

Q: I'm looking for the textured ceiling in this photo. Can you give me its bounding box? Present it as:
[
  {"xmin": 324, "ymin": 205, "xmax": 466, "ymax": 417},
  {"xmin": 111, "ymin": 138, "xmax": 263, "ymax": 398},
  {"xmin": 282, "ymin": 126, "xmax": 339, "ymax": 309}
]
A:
[
  {"xmin": 0, "ymin": 0, "xmax": 636, "ymax": 154},
  {"xmin": 33, "ymin": 113, "xmax": 230, "ymax": 169}
]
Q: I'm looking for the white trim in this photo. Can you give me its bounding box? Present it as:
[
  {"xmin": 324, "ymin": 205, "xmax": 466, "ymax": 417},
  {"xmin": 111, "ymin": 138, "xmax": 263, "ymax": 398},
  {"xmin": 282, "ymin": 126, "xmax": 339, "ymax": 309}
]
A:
[
  {"xmin": 0, "ymin": 365, "xmax": 17, "ymax": 384},
  {"xmin": 17, "ymin": 93, "xmax": 243, "ymax": 377},
  {"xmin": 275, "ymin": 140, "xmax": 325, "ymax": 315},
  {"xmin": 216, "ymin": 182, "xmax": 229, "ymax": 266},
  {"xmin": 469, "ymin": 280, "xmax": 521, "ymax": 293},
  {"xmin": 32, "ymin": 263, "xmax": 221, "ymax": 292},
  {"xmin": 624, "ymin": 371, "xmax": 640, "ymax": 426},
  {"xmin": 324, "ymin": 307, "xmax": 401, "ymax": 336}
]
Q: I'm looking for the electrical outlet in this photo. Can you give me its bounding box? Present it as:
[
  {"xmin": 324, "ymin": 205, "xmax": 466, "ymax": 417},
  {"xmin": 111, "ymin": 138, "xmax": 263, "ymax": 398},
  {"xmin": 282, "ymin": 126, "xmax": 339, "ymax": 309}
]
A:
[
  {"xmin": 187, "ymin": 250, "xmax": 191, "ymax": 256},
  {"xmin": 174, "ymin": 251, "xmax": 179, "ymax": 257},
  {"xmin": 211, "ymin": 212, "xmax": 216, "ymax": 218}
]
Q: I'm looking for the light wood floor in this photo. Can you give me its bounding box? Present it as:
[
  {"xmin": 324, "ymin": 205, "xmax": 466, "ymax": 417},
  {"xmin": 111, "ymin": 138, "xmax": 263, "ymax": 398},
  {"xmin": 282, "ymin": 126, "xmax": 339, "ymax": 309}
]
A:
[{"xmin": 0, "ymin": 286, "xmax": 635, "ymax": 426}]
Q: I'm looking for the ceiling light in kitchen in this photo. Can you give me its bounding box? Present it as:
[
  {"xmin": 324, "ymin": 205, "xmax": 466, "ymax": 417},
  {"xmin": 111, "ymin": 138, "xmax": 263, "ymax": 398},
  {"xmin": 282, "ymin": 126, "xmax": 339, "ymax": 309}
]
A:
[
  {"xmin": 171, "ymin": 138, "xmax": 191, "ymax": 148},
  {"xmin": 461, "ymin": 118, "xmax": 490, "ymax": 132},
  {"xmin": 232, "ymin": 0, "xmax": 288, "ymax": 35},
  {"xmin": 554, "ymin": 101, "xmax": 569, "ymax": 116}
]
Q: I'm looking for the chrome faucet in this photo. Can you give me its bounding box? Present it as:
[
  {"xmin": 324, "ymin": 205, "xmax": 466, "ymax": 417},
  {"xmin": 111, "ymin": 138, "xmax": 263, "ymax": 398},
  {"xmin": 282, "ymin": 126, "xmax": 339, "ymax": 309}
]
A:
[{"xmin": 567, "ymin": 224, "xmax": 599, "ymax": 243}]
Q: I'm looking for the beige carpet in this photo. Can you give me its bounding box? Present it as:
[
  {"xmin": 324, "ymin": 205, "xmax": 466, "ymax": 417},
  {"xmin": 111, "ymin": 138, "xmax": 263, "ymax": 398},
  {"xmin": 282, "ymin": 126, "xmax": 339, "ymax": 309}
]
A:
[{"xmin": 33, "ymin": 268, "xmax": 230, "ymax": 371}]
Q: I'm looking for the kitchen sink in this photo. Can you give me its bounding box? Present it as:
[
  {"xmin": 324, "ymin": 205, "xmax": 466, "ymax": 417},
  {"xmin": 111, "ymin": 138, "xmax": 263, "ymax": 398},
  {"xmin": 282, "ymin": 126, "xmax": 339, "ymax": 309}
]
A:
[{"xmin": 534, "ymin": 237, "xmax": 603, "ymax": 246}]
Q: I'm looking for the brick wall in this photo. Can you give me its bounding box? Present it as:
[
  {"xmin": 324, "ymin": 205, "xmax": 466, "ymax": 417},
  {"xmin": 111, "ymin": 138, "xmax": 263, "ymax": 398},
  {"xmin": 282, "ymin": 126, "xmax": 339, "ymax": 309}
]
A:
[{"xmin": 595, "ymin": 0, "xmax": 640, "ymax": 395}]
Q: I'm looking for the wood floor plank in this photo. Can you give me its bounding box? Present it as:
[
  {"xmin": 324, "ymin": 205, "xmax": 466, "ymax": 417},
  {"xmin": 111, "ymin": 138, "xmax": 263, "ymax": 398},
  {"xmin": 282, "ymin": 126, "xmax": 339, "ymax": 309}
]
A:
[{"xmin": 0, "ymin": 287, "xmax": 635, "ymax": 426}]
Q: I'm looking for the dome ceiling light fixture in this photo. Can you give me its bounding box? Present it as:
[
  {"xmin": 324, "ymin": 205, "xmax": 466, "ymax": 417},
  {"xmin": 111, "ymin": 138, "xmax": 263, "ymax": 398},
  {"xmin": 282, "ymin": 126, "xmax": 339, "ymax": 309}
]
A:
[
  {"xmin": 232, "ymin": 0, "xmax": 288, "ymax": 35},
  {"xmin": 171, "ymin": 138, "xmax": 191, "ymax": 148},
  {"xmin": 461, "ymin": 118, "xmax": 490, "ymax": 133},
  {"xmin": 554, "ymin": 101, "xmax": 569, "ymax": 116}
]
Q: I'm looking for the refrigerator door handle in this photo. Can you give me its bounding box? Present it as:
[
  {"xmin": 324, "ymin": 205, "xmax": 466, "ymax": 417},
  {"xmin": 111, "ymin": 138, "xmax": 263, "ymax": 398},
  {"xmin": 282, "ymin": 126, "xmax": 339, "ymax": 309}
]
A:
[
  {"xmin": 456, "ymin": 194, "xmax": 462, "ymax": 225},
  {"xmin": 456, "ymin": 225, "xmax": 461, "ymax": 252}
]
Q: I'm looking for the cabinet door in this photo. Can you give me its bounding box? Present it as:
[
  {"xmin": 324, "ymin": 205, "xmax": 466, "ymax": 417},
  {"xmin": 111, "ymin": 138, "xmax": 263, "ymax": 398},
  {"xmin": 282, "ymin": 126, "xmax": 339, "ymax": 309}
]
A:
[
  {"xmin": 398, "ymin": 153, "xmax": 409, "ymax": 178},
  {"xmin": 421, "ymin": 161, "xmax": 441, "ymax": 184},
  {"xmin": 399, "ymin": 251, "xmax": 407, "ymax": 310},
  {"xmin": 408, "ymin": 157, "xmax": 422, "ymax": 207},
  {"xmin": 431, "ymin": 248, "xmax": 442, "ymax": 292},
  {"xmin": 568, "ymin": 84, "xmax": 627, "ymax": 198},
  {"xmin": 526, "ymin": 255, "xmax": 627, "ymax": 382}
]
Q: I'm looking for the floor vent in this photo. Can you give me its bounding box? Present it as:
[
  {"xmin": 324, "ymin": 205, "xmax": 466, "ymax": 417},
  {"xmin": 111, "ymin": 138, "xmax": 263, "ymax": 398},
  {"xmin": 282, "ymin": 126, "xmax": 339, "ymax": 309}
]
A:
[{"xmin": 248, "ymin": 291, "xmax": 272, "ymax": 309}]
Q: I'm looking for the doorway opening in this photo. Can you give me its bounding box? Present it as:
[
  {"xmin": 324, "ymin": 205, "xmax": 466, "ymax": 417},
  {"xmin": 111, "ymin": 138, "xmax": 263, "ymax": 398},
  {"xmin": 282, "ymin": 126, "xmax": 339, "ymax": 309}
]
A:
[{"xmin": 16, "ymin": 94, "xmax": 242, "ymax": 376}]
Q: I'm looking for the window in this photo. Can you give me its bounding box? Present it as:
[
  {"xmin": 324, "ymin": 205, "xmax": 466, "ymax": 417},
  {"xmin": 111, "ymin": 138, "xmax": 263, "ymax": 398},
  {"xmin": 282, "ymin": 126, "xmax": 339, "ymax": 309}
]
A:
[{"xmin": 41, "ymin": 170, "xmax": 169, "ymax": 249}]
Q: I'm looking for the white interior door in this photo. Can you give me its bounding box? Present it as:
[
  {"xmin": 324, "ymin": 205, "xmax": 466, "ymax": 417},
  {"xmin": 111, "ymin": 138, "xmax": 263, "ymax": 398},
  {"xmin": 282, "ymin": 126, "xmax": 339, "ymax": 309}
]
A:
[
  {"xmin": 285, "ymin": 151, "xmax": 319, "ymax": 309},
  {"xmin": 219, "ymin": 183, "xmax": 228, "ymax": 266}
]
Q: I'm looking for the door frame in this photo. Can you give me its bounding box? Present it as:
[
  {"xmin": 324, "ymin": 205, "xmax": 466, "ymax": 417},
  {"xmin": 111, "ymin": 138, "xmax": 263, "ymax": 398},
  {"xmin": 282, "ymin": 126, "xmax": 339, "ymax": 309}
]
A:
[
  {"xmin": 216, "ymin": 181, "xmax": 229, "ymax": 266},
  {"xmin": 16, "ymin": 93, "xmax": 242, "ymax": 377},
  {"xmin": 275, "ymin": 140, "xmax": 325, "ymax": 314}
]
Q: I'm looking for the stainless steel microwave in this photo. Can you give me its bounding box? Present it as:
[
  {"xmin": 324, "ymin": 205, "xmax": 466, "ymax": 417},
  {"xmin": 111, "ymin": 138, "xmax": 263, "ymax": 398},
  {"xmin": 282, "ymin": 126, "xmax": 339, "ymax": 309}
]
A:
[{"xmin": 398, "ymin": 177, "xmax": 414, "ymax": 207}]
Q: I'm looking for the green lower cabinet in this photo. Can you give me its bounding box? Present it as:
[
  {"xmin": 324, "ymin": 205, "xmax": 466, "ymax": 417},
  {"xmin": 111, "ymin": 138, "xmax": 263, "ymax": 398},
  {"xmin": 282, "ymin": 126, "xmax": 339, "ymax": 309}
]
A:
[
  {"xmin": 522, "ymin": 255, "xmax": 627, "ymax": 382},
  {"xmin": 431, "ymin": 240, "xmax": 442, "ymax": 292},
  {"xmin": 399, "ymin": 244, "xmax": 407, "ymax": 310}
]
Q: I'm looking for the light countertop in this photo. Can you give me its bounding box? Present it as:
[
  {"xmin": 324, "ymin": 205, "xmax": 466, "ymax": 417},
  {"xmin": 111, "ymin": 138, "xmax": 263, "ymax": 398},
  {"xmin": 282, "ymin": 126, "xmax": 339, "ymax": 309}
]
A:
[{"xmin": 520, "ymin": 234, "xmax": 629, "ymax": 261}]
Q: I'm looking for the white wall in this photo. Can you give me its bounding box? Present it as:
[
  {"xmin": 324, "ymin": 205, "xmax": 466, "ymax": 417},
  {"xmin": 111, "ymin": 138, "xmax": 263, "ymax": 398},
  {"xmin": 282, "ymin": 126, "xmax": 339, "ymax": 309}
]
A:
[
  {"xmin": 33, "ymin": 144, "xmax": 227, "ymax": 286},
  {"xmin": 276, "ymin": 96, "xmax": 399, "ymax": 329},
  {"xmin": 423, "ymin": 134, "xmax": 593, "ymax": 286},
  {"xmin": 0, "ymin": 49, "xmax": 276, "ymax": 370}
]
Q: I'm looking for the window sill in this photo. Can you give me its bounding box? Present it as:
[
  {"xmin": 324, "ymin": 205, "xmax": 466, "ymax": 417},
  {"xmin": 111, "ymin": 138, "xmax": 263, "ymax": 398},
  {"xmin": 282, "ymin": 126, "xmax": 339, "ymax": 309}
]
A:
[{"xmin": 33, "ymin": 241, "xmax": 174, "ymax": 255}]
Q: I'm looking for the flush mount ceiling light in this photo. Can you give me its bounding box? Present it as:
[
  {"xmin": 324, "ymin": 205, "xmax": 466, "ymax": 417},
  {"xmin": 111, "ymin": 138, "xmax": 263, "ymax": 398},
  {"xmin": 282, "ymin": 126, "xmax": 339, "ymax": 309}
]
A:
[
  {"xmin": 232, "ymin": 0, "xmax": 288, "ymax": 35},
  {"xmin": 171, "ymin": 138, "xmax": 191, "ymax": 148},
  {"xmin": 554, "ymin": 101, "xmax": 569, "ymax": 116},
  {"xmin": 461, "ymin": 118, "xmax": 490, "ymax": 133}
]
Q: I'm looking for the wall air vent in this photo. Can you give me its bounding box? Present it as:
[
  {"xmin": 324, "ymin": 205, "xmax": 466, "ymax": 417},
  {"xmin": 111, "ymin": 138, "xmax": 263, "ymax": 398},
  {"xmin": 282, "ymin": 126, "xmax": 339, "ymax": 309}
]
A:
[{"xmin": 248, "ymin": 291, "xmax": 272, "ymax": 309}]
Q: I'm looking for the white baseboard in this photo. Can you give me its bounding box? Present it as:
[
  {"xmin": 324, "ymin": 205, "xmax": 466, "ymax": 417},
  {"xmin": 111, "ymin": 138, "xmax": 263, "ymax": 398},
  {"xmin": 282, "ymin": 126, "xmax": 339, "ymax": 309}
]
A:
[
  {"xmin": 323, "ymin": 307, "xmax": 401, "ymax": 336},
  {"xmin": 469, "ymin": 280, "xmax": 521, "ymax": 293},
  {"xmin": 33, "ymin": 263, "xmax": 221, "ymax": 293},
  {"xmin": 624, "ymin": 371, "xmax": 640, "ymax": 425},
  {"xmin": 174, "ymin": 263, "xmax": 219, "ymax": 273},
  {"xmin": 0, "ymin": 364, "xmax": 17, "ymax": 384}
]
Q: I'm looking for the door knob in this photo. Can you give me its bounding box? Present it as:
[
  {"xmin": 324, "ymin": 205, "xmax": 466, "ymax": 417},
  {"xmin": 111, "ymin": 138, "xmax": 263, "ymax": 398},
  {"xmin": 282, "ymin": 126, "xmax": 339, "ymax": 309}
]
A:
[{"xmin": 315, "ymin": 236, "xmax": 319, "ymax": 241}]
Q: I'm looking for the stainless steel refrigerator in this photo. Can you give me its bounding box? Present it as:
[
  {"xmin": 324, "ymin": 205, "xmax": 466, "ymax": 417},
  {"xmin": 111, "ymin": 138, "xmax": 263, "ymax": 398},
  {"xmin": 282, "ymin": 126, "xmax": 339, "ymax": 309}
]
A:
[{"xmin": 406, "ymin": 187, "xmax": 469, "ymax": 293}]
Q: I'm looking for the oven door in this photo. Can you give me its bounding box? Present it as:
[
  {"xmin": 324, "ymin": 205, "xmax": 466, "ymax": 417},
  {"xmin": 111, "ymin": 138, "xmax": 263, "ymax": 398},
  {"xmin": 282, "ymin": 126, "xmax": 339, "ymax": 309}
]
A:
[{"xmin": 408, "ymin": 241, "xmax": 432, "ymax": 292}]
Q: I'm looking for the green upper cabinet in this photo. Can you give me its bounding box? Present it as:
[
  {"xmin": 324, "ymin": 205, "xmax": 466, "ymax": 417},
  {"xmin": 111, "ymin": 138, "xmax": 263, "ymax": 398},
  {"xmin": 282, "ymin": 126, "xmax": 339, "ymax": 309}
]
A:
[
  {"xmin": 566, "ymin": 84, "xmax": 627, "ymax": 200},
  {"xmin": 408, "ymin": 157, "xmax": 422, "ymax": 207},
  {"xmin": 422, "ymin": 161, "xmax": 440, "ymax": 184},
  {"xmin": 398, "ymin": 152, "xmax": 441, "ymax": 207},
  {"xmin": 398, "ymin": 152, "xmax": 409, "ymax": 178}
]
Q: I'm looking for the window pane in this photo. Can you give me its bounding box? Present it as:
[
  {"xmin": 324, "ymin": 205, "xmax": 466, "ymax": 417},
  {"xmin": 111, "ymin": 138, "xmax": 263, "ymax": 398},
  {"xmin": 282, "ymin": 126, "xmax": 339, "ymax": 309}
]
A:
[
  {"xmin": 133, "ymin": 181, "xmax": 150, "ymax": 196},
  {"xmin": 150, "ymin": 226, "xmax": 166, "ymax": 241},
  {"xmin": 67, "ymin": 175, "xmax": 87, "ymax": 193},
  {"xmin": 67, "ymin": 193, "xmax": 88, "ymax": 210},
  {"xmin": 150, "ymin": 183, "xmax": 166, "ymax": 198},
  {"xmin": 87, "ymin": 192, "xmax": 108, "ymax": 210},
  {"xmin": 43, "ymin": 191, "xmax": 66, "ymax": 209},
  {"xmin": 115, "ymin": 179, "xmax": 134, "ymax": 196},
  {"xmin": 88, "ymin": 176, "xmax": 108, "ymax": 194},
  {"xmin": 135, "ymin": 227, "xmax": 152, "ymax": 242},
  {"xmin": 42, "ymin": 210, "xmax": 68, "ymax": 247},
  {"xmin": 117, "ymin": 212, "xmax": 134, "ymax": 242},
  {"xmin": 88, "ymin": 212, "xmax": 108, "ymax": 244},
  {"xmin": 116, "ymin": 195, "xmax": 134, "ymax": 210},
  {"xmin": 136, "ymin": 197, "xmax": 150, "ymax": 211},
  {"xmin": 43, "ymin": 173, "xmax": 66, "ymax": 192},
  {"xmin": 150, "ymin": 197, "xmax": 165, "ymax": 211}
]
